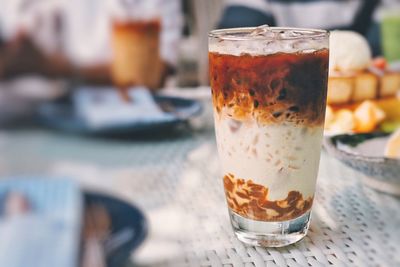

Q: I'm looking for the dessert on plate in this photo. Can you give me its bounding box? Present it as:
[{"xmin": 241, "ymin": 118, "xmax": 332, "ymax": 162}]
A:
[{"xmin": 325, "ymin": 31, "xmax": 400, "ymax": 134}]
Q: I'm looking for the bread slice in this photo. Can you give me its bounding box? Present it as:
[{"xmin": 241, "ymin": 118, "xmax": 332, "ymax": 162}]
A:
[
  {"xmin": 352, "ymin": 72, "xmax": 378, "ymax": 102},
  {"xmin": 380, "ymin": 73, "xmax": 400, "ymax": 98},
  {"xmin": 327, "ymin": 76, "xmax": 354, "ymax": 104}
]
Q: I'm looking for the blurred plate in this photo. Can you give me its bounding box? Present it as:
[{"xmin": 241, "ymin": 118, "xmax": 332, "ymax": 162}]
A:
[
  {"xmin": 10, "ymin": 76, "xmax": 68, "ymax": 101},
  {"xmin": 0, "ymin": 178, "xmax": 146, "ymax": 267},
  {"xmin": 84, "ymin": 192, "xmax": 147, "ymax": 267},
  {"xmin": 0, "ymin": 77, "xmax": 68, "ymax": 127},
  {"xmin": 36, "ymin": 95, "xmax": 202, "ymax": 135},
  {"xmin": 324, "ymin": 133, "xmax": 400, "ymax": 195}
]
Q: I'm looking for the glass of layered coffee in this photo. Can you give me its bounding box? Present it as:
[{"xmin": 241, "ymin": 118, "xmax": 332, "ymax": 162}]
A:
[
  {"xmin": 111, "ymin": 0, "xmax": 163, "ymax": 100},
  {"xmin": 209, "ymin": 26, "xmax": 329, "ymax": 247}
]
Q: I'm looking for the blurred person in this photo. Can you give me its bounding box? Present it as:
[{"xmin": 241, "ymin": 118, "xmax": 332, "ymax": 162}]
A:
[
  {"xmin": 0, "ymin": 0, "xmax": 183, "ymax": 88},
  {"xmin": 218, "ymin": 0, "xmax": 385, "ymax": 56},
  {"xmin": 0, "ymin": 32, "xmax": 112, "ymax": 84}
]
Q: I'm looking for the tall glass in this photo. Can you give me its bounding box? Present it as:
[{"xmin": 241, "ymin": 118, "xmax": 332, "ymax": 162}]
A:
[
  {"xmin": 209, "ymin": 26, "xmax": 329, "ymax": 247},
  {"xmin": 111, "ymin": 0, "xmax": 163, "ymax": 100},
  {"xmin": 112, "ymin": 20, "xmax": 163, "ymax": 89}
]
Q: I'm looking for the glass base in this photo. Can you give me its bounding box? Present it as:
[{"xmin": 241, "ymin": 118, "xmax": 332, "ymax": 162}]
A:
[{"xmin": 229, "ymin": 210, "xmax": 311, "ymax": 247}]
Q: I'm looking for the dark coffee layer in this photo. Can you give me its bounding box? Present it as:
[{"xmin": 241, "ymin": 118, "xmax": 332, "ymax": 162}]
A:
[
  {"xmin": 209, "ymin": 49, "xmax": 329, "ymax": 126},
  {"xmin": 113, "ymin": 20, "xmax": 161, "ymax": 34},
  {"xmin": 223, "ymin": 173, "xmax": 313, "ymax": 222}
]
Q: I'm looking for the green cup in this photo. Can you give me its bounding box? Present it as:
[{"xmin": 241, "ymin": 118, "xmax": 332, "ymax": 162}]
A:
[{"xmin": 381, "ymin": 10, "xmax": 400, "ymax": 62}]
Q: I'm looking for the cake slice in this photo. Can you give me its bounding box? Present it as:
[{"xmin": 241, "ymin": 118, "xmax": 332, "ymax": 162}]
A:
[
  {"xmin": 352, "ymin": 72, "xmax": 378, "ymax": 101},
  {"xmin": 380, "ymin": 72, "xmax": 400, "ymax": 98},
  {"xmin": 327, "ymin": 76, "xmax": 354, "ymax": 104}
]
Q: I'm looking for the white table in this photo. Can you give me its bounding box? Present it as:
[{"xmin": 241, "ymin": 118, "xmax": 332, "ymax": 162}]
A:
[{"xmin": 0, "ymin": 128, "xmax": 399, "ymax": 266}]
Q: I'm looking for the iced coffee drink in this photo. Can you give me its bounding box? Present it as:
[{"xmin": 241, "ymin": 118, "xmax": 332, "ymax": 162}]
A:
[
  {"xmin": 112, "ymin": 20, "xmax": 163, "ymax": 99},
  {"xmin": 209, "ymin": 26, "xmax": 329, "ymax": 247}
]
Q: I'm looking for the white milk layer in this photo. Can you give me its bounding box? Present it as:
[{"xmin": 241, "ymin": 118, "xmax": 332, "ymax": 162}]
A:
[{"xmin": 215, "ymin": 115, "xmax": 324, "ymax": 201}]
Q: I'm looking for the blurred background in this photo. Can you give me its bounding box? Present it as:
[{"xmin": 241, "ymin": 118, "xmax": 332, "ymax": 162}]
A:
[
  {"xmin": 0, "ymin": 0, "xmax": 398, "ymax": 129},
  {"xmin": 0, "ymin": 0, "xmax": 399, "ymax": 267},
  {"xmin": 0, "ymin": 0, "xmax": 398, "ymax": 101}
]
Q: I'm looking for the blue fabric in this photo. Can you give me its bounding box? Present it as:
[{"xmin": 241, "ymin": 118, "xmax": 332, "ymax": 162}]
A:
[
  {"xmin": 366, "ymin": 22, "xmax": 382, "ymax": 57},
  {"xmin": 218, "ymin": 5, "xmax": 276, "ymax": 29}
]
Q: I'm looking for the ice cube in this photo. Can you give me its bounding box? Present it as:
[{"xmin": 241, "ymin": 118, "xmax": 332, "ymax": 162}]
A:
[
  {"xmin": 228, "ymin": 119, "xmax": 242, "ymax": 133},
  {"xmin": 279, "ymin": 30, "xmax": 302, "ymax": 39},
  {"xmin": 249, "ymin": 25, "xmax": 275, "ymax": 38}
]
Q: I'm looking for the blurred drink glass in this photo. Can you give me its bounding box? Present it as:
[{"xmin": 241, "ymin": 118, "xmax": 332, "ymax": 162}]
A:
[
  {"xmin": 111, "ymin": 0, "xmax": 164, "ymax": 98},
  {"xmin": 209, "ymin": 27, "xmax": 329, "ymax": 247},
  {"xmin": 381, "ymin": 9, "xmax": 400, "ymax": 62}
]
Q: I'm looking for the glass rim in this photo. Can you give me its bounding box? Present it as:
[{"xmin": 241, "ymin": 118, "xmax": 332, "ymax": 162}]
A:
[{"xmin": 209, "ymin": 26, "xmax": 329, "ymax": 41}]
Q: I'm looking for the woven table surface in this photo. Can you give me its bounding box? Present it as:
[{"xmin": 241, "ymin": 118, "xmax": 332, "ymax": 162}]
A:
[{"xmin": 0, "ymin": 129, "xmax": 399, "ymax": 267}]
